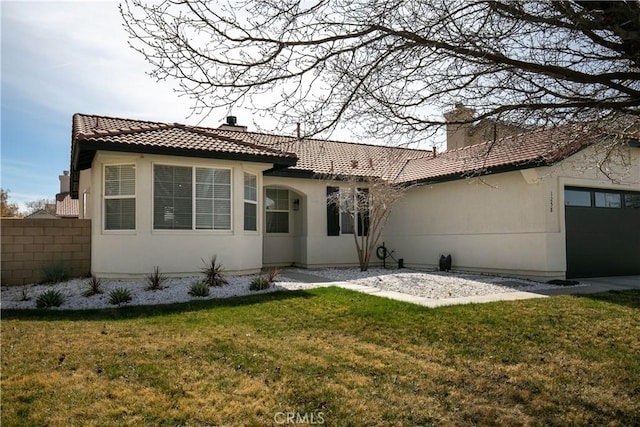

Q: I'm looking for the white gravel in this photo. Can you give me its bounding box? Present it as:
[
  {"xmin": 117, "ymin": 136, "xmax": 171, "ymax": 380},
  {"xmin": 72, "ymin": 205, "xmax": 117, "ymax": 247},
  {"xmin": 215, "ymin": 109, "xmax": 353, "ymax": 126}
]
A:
[{"xmin": 0, "ymin": 268, "xmax": 566, "ymax": 310}]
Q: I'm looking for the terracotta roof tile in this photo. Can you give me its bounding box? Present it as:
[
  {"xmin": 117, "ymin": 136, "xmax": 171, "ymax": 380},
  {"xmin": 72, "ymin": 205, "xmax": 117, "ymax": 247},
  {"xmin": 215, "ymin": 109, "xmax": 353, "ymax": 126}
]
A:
[
  {"xmin": 55, "ymin": 192, "xmax": 79, "ymax": 218},
  {"xmin": 395, "ymin": 124, "xmax": 595, "ymax": 183}
]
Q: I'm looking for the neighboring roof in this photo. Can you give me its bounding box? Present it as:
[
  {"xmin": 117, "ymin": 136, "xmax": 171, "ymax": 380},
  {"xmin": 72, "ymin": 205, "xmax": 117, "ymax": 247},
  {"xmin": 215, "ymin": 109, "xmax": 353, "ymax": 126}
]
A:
[
  {"xmin": 25, "ymin": 209, "xmax": 59, "ymax": 219},
  {"xmin": 55, "ymin": 192, "xmax": 79, "ymax": 218}
]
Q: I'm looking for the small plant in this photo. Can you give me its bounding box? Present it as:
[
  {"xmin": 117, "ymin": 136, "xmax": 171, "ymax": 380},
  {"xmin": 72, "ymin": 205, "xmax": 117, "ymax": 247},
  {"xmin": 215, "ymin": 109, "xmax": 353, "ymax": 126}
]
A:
[
  {"xmin": 250, "ymin": 276, "xmax": 271, "ymax": 291},
  {"xmin": 41, "ymin": 261, "xmax": 69, "ymax": 284},
  {"xmin": 265, "ymin": 267, "xmax": 281, "ymax": 283},
  {"xmin": 145, "ymin": 266, "xmax": 167, "ymax": 291},
  {"xmin": 188, "ymin": 281, "xmax": 210, "ymax": 297},
  {"xmin": 36, "ymin": 289, "xmax": 64, "ymax": 308},
  {"xmin": 18, "ymin": 288, "xmax": 30, "ymax": 301},
  {"xmin": 108, "ymin": 287, "xmax": 132, "ymax": 305},
  {"xmin": 201, "ymin": 256, "xmax": 228, "ymax": 287},
  {"xmin": 83, "ymin": 275, "xmax": 104, "ymax": 297}
]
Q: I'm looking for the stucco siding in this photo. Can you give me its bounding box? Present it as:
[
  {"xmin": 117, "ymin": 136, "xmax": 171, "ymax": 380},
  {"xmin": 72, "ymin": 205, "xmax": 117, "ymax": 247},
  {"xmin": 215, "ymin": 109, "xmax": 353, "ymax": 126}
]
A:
[{"xmin": 88, "ymin": 151, "xmax": 270, "ymax": 277}]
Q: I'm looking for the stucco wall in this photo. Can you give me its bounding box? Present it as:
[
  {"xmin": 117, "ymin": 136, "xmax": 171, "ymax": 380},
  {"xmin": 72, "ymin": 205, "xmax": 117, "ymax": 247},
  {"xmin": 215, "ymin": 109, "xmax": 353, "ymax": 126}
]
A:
[
  {"xmin": 85, "ymin": 151, "xmax": 272, "ymax": 277},
  {"xmin": 263, "ymin": 177, "xmax": 373, "ymax": 268},
  {"xmin": 383, "ymin": 144, "xmax": 640, "ymax": 280},
  {"xmin": 1, "ymin": 218, "xmax": 91, "ymax": 285}
]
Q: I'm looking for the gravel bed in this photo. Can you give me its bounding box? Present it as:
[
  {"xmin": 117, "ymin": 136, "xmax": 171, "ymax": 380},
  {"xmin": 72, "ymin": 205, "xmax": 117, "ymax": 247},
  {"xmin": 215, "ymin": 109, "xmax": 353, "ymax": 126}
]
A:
[
  {"xmin": 1, "ymin": 268, "xmax": 566, "ymax": 310},
  {"xmin": 291, "ymin": 268, "xmax": 564, "ymax": 299}
]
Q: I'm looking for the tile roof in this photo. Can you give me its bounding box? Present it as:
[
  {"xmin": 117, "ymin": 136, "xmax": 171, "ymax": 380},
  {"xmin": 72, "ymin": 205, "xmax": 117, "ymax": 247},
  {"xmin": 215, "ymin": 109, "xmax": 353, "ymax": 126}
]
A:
[
  {"xmin": 71, "ymin": 113, "xmax": 625, "ymax": 192},
  {"xmin": 395, "ymin": 124, "xmax": 598, "ymax": 183},
  {"xmin": 55, "ymin": 192, "xmax": 79, "ymax": 218},
  {"xmin": 211, "ymin": 129, "xmax": 428, "ymax": 180},
  {"xmin": 71, "ymin": 114, "xmax": 297, "ymax": 171}
]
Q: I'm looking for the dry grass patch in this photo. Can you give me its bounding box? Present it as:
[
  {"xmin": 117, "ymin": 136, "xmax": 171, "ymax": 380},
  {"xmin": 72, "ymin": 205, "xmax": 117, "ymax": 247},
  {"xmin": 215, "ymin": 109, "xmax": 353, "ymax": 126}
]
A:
[{"xmin": 2, "ymin": 288, "xmax": 639, "ymax": 426}]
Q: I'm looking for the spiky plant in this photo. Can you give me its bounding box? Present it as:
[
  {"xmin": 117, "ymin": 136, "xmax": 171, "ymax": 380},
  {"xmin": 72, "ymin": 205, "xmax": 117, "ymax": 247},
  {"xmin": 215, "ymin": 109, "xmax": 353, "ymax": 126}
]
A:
[
  {"xmin": 36, "ymin": 289, "xmax": 64, "ymax": 308},
  {"xmin": 145, "ymin": 266, "xmax": 167, "ymax": 291},
  {"xmin": 188, "ymin": 281, "xmax": 210, "ymax": 297},
  {"xmin": 108, "ymin": 287, "xmax": 132, "ymax": 305},
  {"xmin": 265, "ymin": 267, "xmax": 281, "ymax": 283},
  {"xmin": 201, "ymin": 256, "xmax": 228, "ymax": 287},
  {"xmin": 249, "ymin": 276, "xmax": 271, "ymax": 291},
  {"xmin": 83, "ymin": 275, "xmax": 104, "ymax": 297}
]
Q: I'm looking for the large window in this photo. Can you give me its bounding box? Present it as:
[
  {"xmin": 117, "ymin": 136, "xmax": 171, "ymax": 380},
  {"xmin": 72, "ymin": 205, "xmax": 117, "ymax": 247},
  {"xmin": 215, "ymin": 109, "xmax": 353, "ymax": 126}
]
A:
[
  {"xmin": 104, "ymin": 164, "xmax": 135, "ymax": 230},
  {"xmin": 265, "ymin": 188, "xmax": 289, "ymax": 233},
  {"xmin": 154, "ymin": 165, "xmax": 231, "ymax": 230},
  {"xmin": 244, "ymin": 173, "xmax": 257, "ymax": 231}
]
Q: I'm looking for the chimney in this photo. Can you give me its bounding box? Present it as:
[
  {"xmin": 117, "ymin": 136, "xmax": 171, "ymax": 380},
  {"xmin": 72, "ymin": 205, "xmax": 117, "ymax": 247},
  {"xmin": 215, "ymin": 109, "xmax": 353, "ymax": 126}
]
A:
[
  {"xmin": 59, "ymin": 170, "xmax": 70, "ymax": 194},
  {"xmin": 218, "ymin": 115, "xmax": 248, "ymax": 132},
  {"xmin": 443, "ymin": 103, "xmax": 475, "ymax": 151}
]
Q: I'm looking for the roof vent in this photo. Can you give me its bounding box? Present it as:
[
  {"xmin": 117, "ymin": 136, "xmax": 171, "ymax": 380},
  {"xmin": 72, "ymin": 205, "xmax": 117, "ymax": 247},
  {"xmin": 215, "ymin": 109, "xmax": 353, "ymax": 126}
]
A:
[{"xmin": 219, "ymin": 115, "xmax": 247, "ymax": 132}]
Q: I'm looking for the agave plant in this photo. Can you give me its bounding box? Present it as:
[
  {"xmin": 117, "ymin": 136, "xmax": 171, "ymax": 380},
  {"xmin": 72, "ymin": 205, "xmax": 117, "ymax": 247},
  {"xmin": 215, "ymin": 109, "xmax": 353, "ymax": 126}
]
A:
[{"xmin": 201, "ymin": 256, "xmax": 228, "ymax": 287}]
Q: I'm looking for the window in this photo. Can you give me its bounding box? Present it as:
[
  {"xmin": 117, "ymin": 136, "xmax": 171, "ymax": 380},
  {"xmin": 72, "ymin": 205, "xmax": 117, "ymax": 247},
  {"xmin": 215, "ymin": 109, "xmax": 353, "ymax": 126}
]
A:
[
  {"xmin": 327, "ymin": 186, "xmax": 369, "ymax": 236},
  {"xmin": 104, "ymin": 164, "xmax": 135, "ymax": 230},
  {"xmin": 244, "ymin": 173, "xmax": 257, "ymax": 231},
  {"xmin": 265, "ymin": 188, "xmax": 289, "ymax": 233},
  {"xmin": 153, "ymin": 165, "xmax": 231, "ymax": 230},
  {"xmin": 564, "ymin": 189, "xmax": 591, "ymax": 207},
  {"xmin": 595, "ymin": 192, "xmax": 621, "ymax": 208},
  {"xmin": 625, "ymin": 193, "xmax": 640, "ymax": 208}
]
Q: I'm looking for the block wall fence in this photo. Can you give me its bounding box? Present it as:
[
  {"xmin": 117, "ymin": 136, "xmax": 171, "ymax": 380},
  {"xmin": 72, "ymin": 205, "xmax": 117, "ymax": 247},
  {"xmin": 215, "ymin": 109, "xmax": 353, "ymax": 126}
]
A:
[{"xmin": 1, "ymin": 219, "xmax": 91, "ymax": 286}]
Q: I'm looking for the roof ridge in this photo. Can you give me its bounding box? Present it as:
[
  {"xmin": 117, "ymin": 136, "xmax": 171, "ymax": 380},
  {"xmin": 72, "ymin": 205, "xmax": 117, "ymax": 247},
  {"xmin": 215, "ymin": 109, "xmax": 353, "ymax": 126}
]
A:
[{"xmin": 174, "ymin": 124, "xmax": 297, "ymax": 159}]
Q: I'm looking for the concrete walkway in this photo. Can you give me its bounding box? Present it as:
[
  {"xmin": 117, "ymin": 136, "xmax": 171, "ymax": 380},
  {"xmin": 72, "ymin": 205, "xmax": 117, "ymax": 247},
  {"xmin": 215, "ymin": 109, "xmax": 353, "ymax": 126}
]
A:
[{"xmin": 280, "ymin": 270, "xmax": 640, "ymax": 308}]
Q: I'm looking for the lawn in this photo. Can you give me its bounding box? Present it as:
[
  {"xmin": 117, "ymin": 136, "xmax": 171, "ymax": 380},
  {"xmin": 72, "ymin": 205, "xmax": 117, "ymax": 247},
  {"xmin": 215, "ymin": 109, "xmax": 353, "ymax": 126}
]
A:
[{"xmin": 2, "ymin": 287, "xmax": 639, "ymax": 426}]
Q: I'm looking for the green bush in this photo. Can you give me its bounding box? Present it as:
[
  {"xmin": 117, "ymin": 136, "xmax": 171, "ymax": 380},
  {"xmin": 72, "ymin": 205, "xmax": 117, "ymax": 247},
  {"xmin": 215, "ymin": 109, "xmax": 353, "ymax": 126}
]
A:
[
  {"xmin": 36, "ymin": 289, "xmax": 65, "ymax": 308},
  {"xmin": 201, "ymin": 256, "xmax": 228, "ymax": 287},
  {"xmin": 108, "ymin": 287, "xmax": 132, "ymax": 305},
  {"xmin": 145, "ymin": 266, "xmax": 167, "ymax": 291},
  {"xmin": 83, "ymin": 275, "xmax": 104, "ymax": 297},
  {"xmin": 40, "ymin": 261, "xmax": 69, "ymax": 284},
  {"xmin": 250, "ymin": 276, "xmax": 271, "ymax": 291},
  {"xmin": 188, "ymin": 281, "xmax": 210, "ymax": 297}
]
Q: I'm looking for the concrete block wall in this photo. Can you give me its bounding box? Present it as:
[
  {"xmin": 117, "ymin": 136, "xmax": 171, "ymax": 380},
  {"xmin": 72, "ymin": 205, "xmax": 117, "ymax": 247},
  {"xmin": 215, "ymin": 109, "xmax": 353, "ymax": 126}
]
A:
[{"xmin": 1, "ymin": 218, "xmax": 91, "ymax": 286}]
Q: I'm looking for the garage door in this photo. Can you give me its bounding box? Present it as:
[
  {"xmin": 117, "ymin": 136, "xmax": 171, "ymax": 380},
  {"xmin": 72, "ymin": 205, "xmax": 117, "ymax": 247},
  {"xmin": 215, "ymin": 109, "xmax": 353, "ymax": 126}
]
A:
[{"xmin": 565, "ymin": 187, "xmax": 640, "ymax": 278}]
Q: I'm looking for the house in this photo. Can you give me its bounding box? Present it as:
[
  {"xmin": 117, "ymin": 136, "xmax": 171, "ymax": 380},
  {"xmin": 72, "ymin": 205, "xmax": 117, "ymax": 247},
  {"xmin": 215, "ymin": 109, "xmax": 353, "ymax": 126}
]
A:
[
  {"xmin": 55, "ymin": 171, "xmax": 79, "ymax": 218},
  {"xmin": 69, "ymin": 110, "xmax": 640, "ymax": 280}
]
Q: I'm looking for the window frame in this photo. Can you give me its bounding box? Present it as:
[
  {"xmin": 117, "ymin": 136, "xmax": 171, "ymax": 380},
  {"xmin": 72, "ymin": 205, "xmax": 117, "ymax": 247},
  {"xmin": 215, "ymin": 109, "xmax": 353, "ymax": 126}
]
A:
[
  {"xmin": 103, "ymin": 163, "xmax": 136, "ymax": 232},
  {"xmin": 265, "ymin": 188, "xmax": 290, "ymax": 234},
  {"xmin": 327, "ymin": 186, "xmax": 369, "ymax": 237},
  {"xmin": 152, "ymin": 163, "xmax": 233, "ymax": 232}
]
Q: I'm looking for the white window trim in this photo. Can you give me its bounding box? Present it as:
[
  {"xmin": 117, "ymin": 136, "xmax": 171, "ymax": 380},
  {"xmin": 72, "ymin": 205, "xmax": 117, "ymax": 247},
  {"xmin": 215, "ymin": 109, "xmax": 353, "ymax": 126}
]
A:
[
  {"xmin": 244, "ymin": 172, "xmax": 258, "ymax": 233},
  {"xmin": 152, "ymin": 163, "xmax": 233, "ymax": 232},
  {"xmin": 103, "ymin": 163, "xmax": 136, "ymax": 233},
  {"xmin": 265, "ymin": 188, "xmax": 290, "ymax": 234}
]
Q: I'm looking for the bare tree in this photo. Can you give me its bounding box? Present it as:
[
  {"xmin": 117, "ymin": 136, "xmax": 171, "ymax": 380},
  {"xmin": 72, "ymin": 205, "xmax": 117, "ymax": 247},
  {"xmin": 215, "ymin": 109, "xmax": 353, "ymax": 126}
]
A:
[
  {"xmin": 25, "ymin": 198, "xmax": 56, "ymax": 216},
  {"xmin": 122, "ymin": 0, "xmax": 640, "ymax": 144},
  {"xmin": 326, "ymin": 177, "xmax": 406, "ymax": 271}
]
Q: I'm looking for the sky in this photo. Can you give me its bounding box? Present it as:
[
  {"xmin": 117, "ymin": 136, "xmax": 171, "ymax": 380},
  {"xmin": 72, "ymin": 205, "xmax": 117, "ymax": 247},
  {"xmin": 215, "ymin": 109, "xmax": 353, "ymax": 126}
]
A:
[{"xmin": 1, "ymin": 0, "xmax": 277, "ymax": 212}]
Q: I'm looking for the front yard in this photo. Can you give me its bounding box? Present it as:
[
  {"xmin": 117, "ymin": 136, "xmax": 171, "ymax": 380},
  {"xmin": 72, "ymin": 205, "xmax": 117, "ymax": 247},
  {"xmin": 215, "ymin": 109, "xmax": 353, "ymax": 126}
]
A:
[{"xmin": 2, "ymin": 287, "xmax": 639, "ymax": 426}]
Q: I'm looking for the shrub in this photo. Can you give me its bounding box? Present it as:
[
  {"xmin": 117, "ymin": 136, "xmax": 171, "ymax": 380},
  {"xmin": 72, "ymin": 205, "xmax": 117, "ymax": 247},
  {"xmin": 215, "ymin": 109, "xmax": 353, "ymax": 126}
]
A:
[
  {"xmin": 109, "ymin": 287, "xmax": 132, "ymax": 305},
  {"xmin": 265, "ymin": 267, "xmax": 281, "ymax": 283},
  {"xmin": 41, "ymin": 261, "xmax": 69, "ymax": 284},
  {"xmin": 18, "ymin": 288, "xmax": 30, "ymax": 302},
  {"xmin": 36, "ymin": 289, "xmax": 64, "ymax": 308},
  {"xmin": 188, "ymin": 281, "xmax": 210, "ymax": 297},
  {"xmin": 83, "ymin": 275, "xmax": 104, "ymax": 297},
  {"xmin": 145, "ymin": 266, "xmax": 167, "ymax": 291},
  {"xmin": 250, "ymin": 276, "xmax": 271, "ymax": 291},
  {"xmin": 201, "ymin": 256, "xmax": 228, "ymax": 287}
]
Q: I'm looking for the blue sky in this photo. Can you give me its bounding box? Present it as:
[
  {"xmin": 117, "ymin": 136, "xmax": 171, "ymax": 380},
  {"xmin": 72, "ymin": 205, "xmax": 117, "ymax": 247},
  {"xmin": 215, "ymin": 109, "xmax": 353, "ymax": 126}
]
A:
[{"xmin": 0, "ymin": 0, "xmax": 234, "ymax": 211}]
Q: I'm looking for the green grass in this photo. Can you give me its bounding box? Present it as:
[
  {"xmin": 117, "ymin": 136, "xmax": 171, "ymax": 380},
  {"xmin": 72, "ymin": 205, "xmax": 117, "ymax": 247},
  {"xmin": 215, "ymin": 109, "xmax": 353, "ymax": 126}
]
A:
[{"xmin": 2, "ymin": 288, "xmax": 639, "ymax": 426}]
